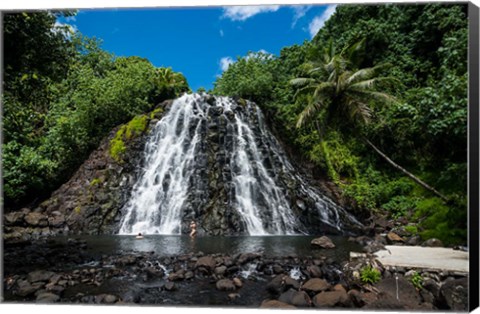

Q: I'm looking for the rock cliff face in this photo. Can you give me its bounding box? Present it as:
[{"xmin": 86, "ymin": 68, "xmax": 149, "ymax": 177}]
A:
[{"xmin": 4, "ymin": 94, "xmax": 363, "ymax": 241}]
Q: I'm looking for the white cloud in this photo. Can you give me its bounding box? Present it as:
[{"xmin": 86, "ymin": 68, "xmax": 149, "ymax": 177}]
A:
[
  {"xmin": 245, "ymin": 49, "xmax": 273, "ymax": 60},
  {"xmin": 308, "ymin": 4, "xmax": 337, "ymax": 38},
  {"xmin": 219, "ymin": 56, "xmax": 235, "ymax": 72},
  {"xmin": 222, "ymin": 5, "xmax": 280, "ymax": 21},
  {"xmin": 52, "ymin": 21, "xmax": 78, "ymax": 39},
  {"xmin": 290, "ymin": 5, "xmax": 311, "ymax": 27}
]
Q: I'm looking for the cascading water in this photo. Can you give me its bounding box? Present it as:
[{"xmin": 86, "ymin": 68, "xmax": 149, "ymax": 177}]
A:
[{"xmin": 119, "ymin": 93, "xmax": 362, "ymax": 236}]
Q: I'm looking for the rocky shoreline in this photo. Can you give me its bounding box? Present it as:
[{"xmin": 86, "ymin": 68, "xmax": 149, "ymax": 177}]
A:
[{"xmin": 3, "ymin": 235, "xmax": 468, "ymax": 311}]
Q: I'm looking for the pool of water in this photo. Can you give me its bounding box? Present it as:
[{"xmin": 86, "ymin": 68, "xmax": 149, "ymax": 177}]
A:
[{"xmin": 53, "ymin": 234, "xmax": 361, "ymax": 261}]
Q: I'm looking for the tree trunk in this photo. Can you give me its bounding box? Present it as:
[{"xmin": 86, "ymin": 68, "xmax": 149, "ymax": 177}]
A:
[{"xmin": 363, "ymin": 138, "xmax": 449, "ymax": 203}]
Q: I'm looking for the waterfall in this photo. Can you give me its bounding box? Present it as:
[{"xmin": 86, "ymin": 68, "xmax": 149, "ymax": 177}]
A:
[{"xmin": 118, "ymin": 93, "xmax": 361, "ymax": 235}]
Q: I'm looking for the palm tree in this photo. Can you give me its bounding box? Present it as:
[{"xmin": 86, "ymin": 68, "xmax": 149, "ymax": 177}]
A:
[{"xmin": 291, "ymin": 39, "xmax": 449, "ymax": 202}]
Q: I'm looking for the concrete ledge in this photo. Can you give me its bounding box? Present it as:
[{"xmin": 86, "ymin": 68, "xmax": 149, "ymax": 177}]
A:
[{"xmin": 373, "ymin": 245, "xmax": 469, "ymax": 273}]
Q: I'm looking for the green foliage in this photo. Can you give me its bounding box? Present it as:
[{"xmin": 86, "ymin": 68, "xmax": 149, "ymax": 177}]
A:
[
  {"xmin": 404, "ymin": 225, "xmax": 419, "ymax": 235},
  {"xmin": 125, "ymin": 115, "xmax": 148, "ymax": 140},
  {"xmin": 90, "ymin": 178, "xmax": 102, "ymax": 186},
  {"xmin": 414, "ymin": 197, "xmax": 466, "ymax": 245},
  {"xmin": 109, "ymin": 126, "xmax": 127, "ymax": 163},
  {"xmin": 213, "ymin": 51, "xmax": 277, "ymax": 103},
  {"xmin": 314, "ymin": 132, "xmax": 360, "ymax": 183},
  {"xmin": 3, "ymin": 13, "xmax": 189, "ymax": 208},
  {"xmin": 360, "ymin": 266, "xmax": 381, "ymax": 285},
  {"xmin": 409, "ymin": 272, "xmax": 423, "ymax": 290},
  {"xmin": 382, "ymin": 196, "xmax": 418, "ymax": 219}
]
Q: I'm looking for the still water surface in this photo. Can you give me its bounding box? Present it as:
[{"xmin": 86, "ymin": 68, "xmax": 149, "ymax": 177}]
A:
[{"xmin": 57, "ymin": 235, "xmax": 361, "ymax": 261}]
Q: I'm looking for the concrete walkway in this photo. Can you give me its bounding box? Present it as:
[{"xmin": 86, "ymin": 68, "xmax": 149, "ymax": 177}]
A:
[{"xmin": 373, "ymin": 245, "xmax": 469, "ymax": 273}]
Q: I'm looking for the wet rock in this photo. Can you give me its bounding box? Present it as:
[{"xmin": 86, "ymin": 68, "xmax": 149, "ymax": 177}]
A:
[
  {"xmin": 278, "ymin": 288, "xmax": 312, "ymax": 307},
  {"xmin": 168, "ymin": 270, "xmax": 185, "ymax": 281},
  {"xmin": 237, "ymin": 252, "xmax": 261, "ymax": 265},
  {"xmin": 214, "ymin": 265, "xmax": 227, "ymax": 276},
  {"xmin": 228, "ymin": 293, "xmax": 241, "ymax": 301},
  {"xmin": 284, "ymin": 276, "xmax": 300, "ymax": 290},
  {"xmin": 260, "ymin": 299, "xmax": 296, "ymax": 309},
  {"xmin": 302, "ymin": 278, "xmax": 331, "ymax": 294},
  {"xmin": 24, "ymin": 212, "xmax": 48, "ymax": 227},
  {"xmin": 348, "ymin": 289, "xmax": 377, "ymax": 307},
  {"xmin": 423, "ymin": 278, "xmax": 441, "ymax": 299},
  {"xmin": 422, "ymin": 238, "xmax": 444, "ymax": 247},
  {"xmin": 266, "ymin": 275, "xmax": 287, "ymax": 295},
  {"xmin": 364, "ymin": 293, "xmax": 408, "ymax": 310},
  {"xmin": 185, "ymin": 271, "xmax": 194, "ymax": 280},
  {"xmin": 375, "ymin": 276, "xmax": 421, "ymax": 307},
  {"xmin": 99, "ymin": 294, "xmax": 118, "ymax": 304},
  {"xmin": 387, "ymin": 232, "xmax": 404, "ymax": 243},
  {"xmin": 16, "ymin": 279, "xmax": 41, "ymax": 297},
  {"xmin": 313, "ymin": 290, "xmax": 351, "ymax": 307},
  {"xmin": 36, "ymin": 292, "xmax": 60, "ymax": 303},
  {"xmin": 333, "ymin": 283, "xmax": 347, "ymax": 293},
  {"xmin": 4, "ymin": 211, "xmax": 26, "ymax": 226},
  {"xmin": 406, "ymin": 235, "xmax": 422, "ymax": 246},
  {"xmin": 48, "ymin": 213, "xmax": 66, "ymax": 228},
  {"xmin": 272, "ymin": 264, "xmax": 284, "ymax": 274},
  {"xmin": 144, "ymin": 267, "xmax": 164, "ymax": 278},
  {"xmin": 232, "ymin": 277, "xmax": 243, "ymax": 288},
  {"xmin": 216, "ymin": 279, "xmax": 236, "ymax": 291},
  {"xmin": 311, "ymin": 236, "xmax": 335, "ymax": 249},
  {"xmin": 420, "ymin": 289, "xmax": 435, "ymax": 304},
  {"xmin": 195, "ymin": 256, "xmax": 216, "ymax": 271},
  {"xmin": 439, "ymin": 277, "xmax": 468, "ymax": 311},
  {"xmin": 28, "ymin": 270, "xmax": 56, "ymax": 283},
  {"xmin": 164, "ymin": 282, "xmax": 176, "ymax": 291},
  {"xmin": 307, "ymin": 265, "xmax": 322, "ymax": 278},
  {"xmin": 116, "ymin": 255, "xmax": 137, "ymax": 266}
]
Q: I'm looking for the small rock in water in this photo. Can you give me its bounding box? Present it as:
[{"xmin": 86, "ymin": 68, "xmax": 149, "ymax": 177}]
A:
[
  {"xmin": 311, "ymin": 236, "xmax": 335, "ymax": 249},
  {"xmin": 164, "ymin": 282, "xmax": 176, "ymax": 291},
  {"xmin": 36, "ymin": 292, "xmax": 60, "ymax": 303},
  {"xmin": 260, "ymin": 299, "xmax": 296, "ymax": 309},
  {"xmin": 228, "ymin": 293, "xmax": 241, "ymax": 301},
  {"xmin": 232, "ymin": 277, "xmax": 243, "ymax": 288},
  {"xmin": 216, "ymin": 279, "xmax": 236, "ymax": 291}
]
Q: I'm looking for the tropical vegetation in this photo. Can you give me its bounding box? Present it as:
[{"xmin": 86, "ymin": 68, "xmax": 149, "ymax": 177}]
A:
[
  {"xmin": 213, "ymin": 3, "xmax": 468, "ymax": 245},
  {"xmin": 2, "ymin": 4, "xmax": 469, "ymax": 245}
]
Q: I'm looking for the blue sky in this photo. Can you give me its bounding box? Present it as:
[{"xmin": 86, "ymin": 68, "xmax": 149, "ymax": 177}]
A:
[{"xmin": 60, "ymin": 4, "xmax": 337, "ymax": 91}]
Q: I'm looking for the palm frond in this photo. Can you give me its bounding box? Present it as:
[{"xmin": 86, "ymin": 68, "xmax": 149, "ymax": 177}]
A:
[
  {"xmin": 293, "ymin": 85, "xmax": 317, "ymax": 99},
  {"xmin": 289, "ymin": 77, "xmax": 316, "ymax": 87},
  {"xmin": 296, "ymin": 101, "xmax": 323, "ymax": 128},
  {"xmin": 348, "ymin": 89, "xmax": 398, "ymax": 105}
]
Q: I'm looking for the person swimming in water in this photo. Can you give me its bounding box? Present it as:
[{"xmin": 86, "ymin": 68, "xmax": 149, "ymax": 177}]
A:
[
  {"xmin": 189, "ymin": 220, "xmax": 197, "ymax": 238},
  {"xmin": 136, "ymin": 232, "xmax": 144, "ymax": 239}
]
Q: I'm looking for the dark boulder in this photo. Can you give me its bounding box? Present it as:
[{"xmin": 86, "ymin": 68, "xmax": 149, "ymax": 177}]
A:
[
  {"xmin": 195, "ymin": 256, "xmax": 216, "ymax": 271},
  {"xmin": 278, "ymin": 288, "xmax": 312, "ymax": 307},
  {"xmin": 24, "ymin": 212, "xmax": 48, "ymax": 227},
  {"xmin": 260, "ymin": 299, "xmax": 296, "ymax": 309},
  {"xmin": 439, "ymin": 277, "xmax": 468, "ymax": 311},
  {"xmin": 36, "ymin": 292, "xmax": 60, "ymax": 303},
  {"xmin": 27, "ymin": 270, "xmax": 56, "ymax": 283},
  {"xmin": 313, "ymin": 290, "xmax": 351, "ymax": 307},
  {"xmin": 302, "ymin": 278, "xmax": 331, "ymax": 294},
  {"xmin": 422, "ymin": 238, "xmax": 444, "ymax": 247}
]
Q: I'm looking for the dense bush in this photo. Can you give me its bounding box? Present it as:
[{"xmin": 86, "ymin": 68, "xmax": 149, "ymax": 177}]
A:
[{"xmin": 3, "ymin": 11, "xmax": 189, "ymax": 208}]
